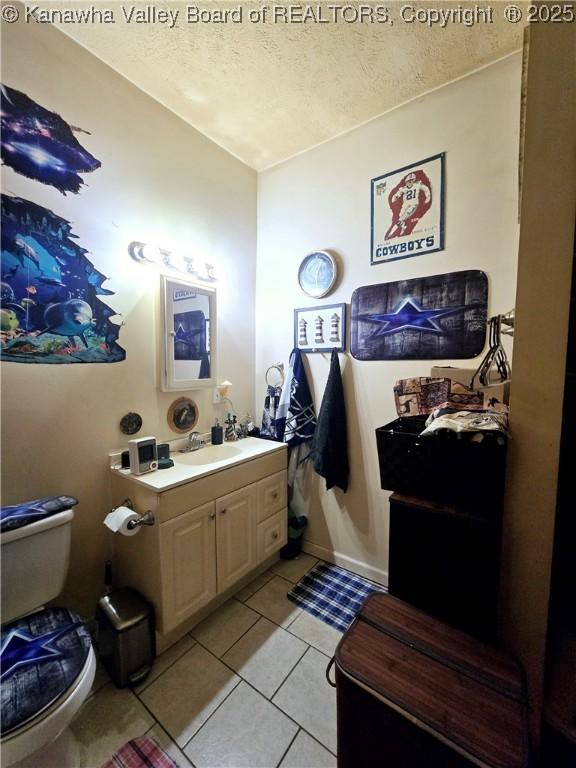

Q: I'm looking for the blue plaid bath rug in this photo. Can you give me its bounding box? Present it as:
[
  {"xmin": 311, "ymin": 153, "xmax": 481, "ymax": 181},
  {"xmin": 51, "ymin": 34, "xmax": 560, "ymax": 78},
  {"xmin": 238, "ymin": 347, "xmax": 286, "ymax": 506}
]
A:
[{"xmin": 287, "ymin": 561, "xmax": 387, "ymax": 633}]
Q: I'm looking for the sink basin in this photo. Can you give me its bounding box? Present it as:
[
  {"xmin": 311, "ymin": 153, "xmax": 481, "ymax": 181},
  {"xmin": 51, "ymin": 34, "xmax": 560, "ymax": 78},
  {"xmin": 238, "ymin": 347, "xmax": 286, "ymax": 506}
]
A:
[{"xmin": 173, "ymin": 444, "xmax": 242, "ymax": 466}]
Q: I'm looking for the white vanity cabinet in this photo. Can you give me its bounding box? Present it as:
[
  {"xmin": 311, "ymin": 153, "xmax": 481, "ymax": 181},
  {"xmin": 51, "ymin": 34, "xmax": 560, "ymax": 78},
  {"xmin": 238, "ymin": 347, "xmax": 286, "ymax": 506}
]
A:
[{"xmin": 110, "ymin": 444, "xmax": 287, "ymax": 636}]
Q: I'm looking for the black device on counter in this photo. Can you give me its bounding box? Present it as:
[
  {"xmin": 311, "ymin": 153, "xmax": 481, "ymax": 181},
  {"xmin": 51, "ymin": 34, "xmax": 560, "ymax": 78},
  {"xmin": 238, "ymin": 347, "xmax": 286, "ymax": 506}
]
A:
[
  {"xmin": 157, "ymin": 443, "xmax": 174, "ymax": 469},
  {"xmin": 211, "ymin": 421, "xmax": 223, "ymax": 445},
  {"xmin": 123, "ymin": 444, "xmax": 173, "ymax": 469}
]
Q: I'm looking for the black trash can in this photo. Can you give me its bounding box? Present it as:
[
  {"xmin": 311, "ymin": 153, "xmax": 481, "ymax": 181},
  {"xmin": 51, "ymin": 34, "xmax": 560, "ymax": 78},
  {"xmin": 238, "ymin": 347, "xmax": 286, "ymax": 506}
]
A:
[{"xmin": 96, "ymin": 587, "xmax": 155, "ymax": 688}]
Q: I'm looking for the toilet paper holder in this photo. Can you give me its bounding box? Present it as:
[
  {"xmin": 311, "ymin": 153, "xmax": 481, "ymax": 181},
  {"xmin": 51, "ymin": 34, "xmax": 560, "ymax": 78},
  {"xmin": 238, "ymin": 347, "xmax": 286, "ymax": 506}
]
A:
[{"xmin": 112, "ymin": 498, "xmax": 156, "ymax": 529}]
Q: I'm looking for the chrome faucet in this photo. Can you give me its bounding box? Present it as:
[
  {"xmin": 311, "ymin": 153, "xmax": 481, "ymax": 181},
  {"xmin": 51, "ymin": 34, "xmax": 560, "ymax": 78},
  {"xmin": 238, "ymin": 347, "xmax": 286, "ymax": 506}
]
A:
[{"xmin": 180, "ymin": 431, "xmax": 205, "ymax": 452}]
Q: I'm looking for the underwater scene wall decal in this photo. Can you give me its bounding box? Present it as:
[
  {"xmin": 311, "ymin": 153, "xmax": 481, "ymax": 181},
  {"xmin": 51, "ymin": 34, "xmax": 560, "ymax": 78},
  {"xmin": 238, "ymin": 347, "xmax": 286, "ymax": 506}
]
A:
[
  {"xmin": 1, "ymin": 84, "xmax": 101, "ymax": 194},
  {"xmin": 350, "ymin": 270, "xmax": 488, "ymax": 361},
  {"xmin": 1, "ymin": 194, "xmax": 125, "ymax": 363}
]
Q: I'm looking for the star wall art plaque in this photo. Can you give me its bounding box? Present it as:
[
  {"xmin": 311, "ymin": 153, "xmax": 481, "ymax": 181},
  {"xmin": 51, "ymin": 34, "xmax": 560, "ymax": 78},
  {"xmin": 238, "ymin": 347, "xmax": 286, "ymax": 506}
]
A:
[{"xmin": 350, "ymin": 270, "xmax": 487, "ymax": 361}]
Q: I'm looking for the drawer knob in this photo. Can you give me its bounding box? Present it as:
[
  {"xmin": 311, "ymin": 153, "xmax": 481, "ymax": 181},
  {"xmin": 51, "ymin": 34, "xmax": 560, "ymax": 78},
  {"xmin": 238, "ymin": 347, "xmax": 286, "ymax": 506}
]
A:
[
  {"xmin": 209, "ymin": 512, "xmax": 216, "ymax": 520},
  {"xmin": 220, "ymin": 508, "xmax": 227, "ymax": 515},
  {"xmin": 272, "ymin": 532, "xmax": 279, "ymax": 540},
  {"xmin": 272, "ymin": 492, "xmax": 278, "ymax": 500}
]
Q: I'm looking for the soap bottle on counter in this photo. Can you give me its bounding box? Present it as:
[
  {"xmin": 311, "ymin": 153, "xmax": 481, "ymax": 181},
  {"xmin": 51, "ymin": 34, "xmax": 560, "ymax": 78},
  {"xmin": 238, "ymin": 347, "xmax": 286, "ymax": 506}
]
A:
[{"xmin": 211, "ymin": 419, "xmax": 223, "ymax": 445}]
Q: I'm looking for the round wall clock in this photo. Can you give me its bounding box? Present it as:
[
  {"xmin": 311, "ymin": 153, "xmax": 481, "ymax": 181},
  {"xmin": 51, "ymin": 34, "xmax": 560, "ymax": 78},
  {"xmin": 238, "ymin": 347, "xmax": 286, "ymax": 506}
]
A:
[{"xmin": 298, "ymin": 251, "xmax": 337, "ymax": 299}]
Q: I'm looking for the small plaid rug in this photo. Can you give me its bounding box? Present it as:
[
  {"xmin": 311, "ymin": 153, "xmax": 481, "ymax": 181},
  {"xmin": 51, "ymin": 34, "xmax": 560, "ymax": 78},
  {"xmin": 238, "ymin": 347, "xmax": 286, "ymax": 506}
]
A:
[
  {"xmin": 287, "ymin": 561, "xmax": 387, "ymax": 633},
  {"xmin": 101, "ymin": 736, "xmax": 178, "ymax": 768}
]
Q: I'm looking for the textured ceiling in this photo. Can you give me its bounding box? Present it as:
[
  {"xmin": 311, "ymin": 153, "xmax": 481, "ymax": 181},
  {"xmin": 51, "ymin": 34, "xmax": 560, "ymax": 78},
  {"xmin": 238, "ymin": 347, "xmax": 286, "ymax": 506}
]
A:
[{"xmin": 54, "ymin": 1, "xmax": 526, "ymax": 169}]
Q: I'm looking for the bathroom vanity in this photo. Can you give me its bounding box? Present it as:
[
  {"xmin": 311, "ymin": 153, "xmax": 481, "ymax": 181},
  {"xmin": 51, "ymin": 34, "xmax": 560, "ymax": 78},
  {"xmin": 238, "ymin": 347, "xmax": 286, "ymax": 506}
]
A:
[{"xmin": 110, "ymin": 438, "xmax": 288, "ymax": 640}]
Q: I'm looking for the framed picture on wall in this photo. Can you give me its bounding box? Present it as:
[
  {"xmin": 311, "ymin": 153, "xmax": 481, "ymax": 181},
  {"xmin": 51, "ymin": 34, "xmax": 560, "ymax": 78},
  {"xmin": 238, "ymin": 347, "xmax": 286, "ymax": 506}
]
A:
[
  {"xmin": 371, "ymin": 153, "xmax": 445, "ymax": 265},
  {"xmin": 350, "ymin": 270, "xmax": 487, "ymax": 361},
  {"xmin": 294, "ymin": 303, "xmax": 346, "ymax": 353}
]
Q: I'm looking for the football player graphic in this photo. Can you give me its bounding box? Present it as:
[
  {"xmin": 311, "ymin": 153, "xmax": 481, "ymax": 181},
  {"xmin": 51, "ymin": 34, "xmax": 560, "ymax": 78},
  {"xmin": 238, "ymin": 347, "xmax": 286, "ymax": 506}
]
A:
[{"xmin": 385, "ymin": 171, "xmax": 432, "ymax": 240}]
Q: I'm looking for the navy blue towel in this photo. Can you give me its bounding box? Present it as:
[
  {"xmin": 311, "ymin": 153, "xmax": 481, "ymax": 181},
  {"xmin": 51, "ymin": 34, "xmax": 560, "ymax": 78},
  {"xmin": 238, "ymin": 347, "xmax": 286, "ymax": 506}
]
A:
[{"xmin": 311, "ymin": 349, "xmax": 349, "ymax": 492}]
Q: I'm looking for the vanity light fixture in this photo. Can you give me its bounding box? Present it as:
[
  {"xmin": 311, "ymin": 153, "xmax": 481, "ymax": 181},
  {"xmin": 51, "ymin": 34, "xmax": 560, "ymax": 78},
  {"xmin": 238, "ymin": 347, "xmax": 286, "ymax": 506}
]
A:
[{"xmin": 128, "ymin": 241, "xmax": 217, "ymax": 284}]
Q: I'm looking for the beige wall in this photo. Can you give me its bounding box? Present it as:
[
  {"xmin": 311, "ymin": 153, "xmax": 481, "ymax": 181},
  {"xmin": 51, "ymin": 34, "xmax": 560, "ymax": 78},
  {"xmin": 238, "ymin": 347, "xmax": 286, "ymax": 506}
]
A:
[
  {"xmin": 500, "ymin": 23, "xmax": 576, "ymax": 741},
  {"xmin": 256, "ymin": 54, "xmax": 522, "ymax": 583},
  {"xmin": 0, "ymin": 19, "xmax": 257, "ymax": 616}
]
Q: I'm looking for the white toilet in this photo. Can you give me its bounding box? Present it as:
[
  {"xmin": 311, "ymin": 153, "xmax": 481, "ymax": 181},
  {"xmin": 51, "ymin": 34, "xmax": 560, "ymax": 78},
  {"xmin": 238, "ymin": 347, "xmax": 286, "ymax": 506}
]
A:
[{"xmin": 1, "ymin": 505, "xmax": 96, "ymax": 767}]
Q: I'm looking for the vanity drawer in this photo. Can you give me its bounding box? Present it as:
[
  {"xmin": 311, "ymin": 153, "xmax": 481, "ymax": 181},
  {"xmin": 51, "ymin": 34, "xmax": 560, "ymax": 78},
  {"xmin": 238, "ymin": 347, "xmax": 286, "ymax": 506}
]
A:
[
  {"xmin": 159, "ymin": 452, "xmax": 287, "ymax": 524},
  {"xmin": 257, "ymin": 508, "xmax": 287, "ymax": 561},
  {"xmin": 257, "ymin": 470, "xmax": 287, "ymax": 523}
]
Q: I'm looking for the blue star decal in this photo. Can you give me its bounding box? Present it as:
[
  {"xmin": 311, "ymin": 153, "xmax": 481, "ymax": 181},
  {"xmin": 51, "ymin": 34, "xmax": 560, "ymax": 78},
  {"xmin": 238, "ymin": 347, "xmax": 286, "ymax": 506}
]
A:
[
  {"xmin": 0, "ymin": 623, "xmax": 81, "ymax": 682},
  {"xmin": 174, "ymin": 323, "xmax": 202, "ymax": 345},
  {"xmin": 359, "ymin": 297, "xmax": 473, "ymax": 338}
]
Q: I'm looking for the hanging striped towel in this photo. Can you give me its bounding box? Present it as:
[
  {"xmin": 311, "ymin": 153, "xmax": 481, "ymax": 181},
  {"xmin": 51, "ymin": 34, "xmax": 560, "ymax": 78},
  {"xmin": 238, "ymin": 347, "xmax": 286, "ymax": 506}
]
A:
[{"xmin": 100, "ymin": 736, "xmax": 178, "ymax": 768}]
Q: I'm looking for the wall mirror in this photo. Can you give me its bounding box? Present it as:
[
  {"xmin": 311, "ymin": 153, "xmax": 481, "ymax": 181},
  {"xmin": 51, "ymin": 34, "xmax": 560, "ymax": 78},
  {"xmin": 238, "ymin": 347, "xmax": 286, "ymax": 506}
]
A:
[{"xmin": 160, "ymin": 275, "xmax": 216, "ymax": 391}]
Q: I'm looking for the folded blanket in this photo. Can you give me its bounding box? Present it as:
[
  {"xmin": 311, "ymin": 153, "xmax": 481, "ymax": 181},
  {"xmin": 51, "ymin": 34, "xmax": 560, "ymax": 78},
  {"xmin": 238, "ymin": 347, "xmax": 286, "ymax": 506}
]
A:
[{"xmin": 422, "ymin": 408, "xmax": 509, "ymax": 437}]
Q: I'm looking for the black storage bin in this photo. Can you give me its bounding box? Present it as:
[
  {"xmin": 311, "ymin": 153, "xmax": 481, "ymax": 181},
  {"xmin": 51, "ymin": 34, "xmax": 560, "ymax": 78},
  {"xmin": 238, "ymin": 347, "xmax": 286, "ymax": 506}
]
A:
[{"xmin": 375, "ymin": 417, "xmax": 506, "ymax": 514}]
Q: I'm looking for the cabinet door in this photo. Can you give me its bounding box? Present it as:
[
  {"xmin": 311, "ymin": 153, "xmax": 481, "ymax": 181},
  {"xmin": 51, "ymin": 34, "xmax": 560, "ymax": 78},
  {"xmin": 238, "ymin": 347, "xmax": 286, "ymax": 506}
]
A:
[
  {"xmin": 216, "ymin": 485, "xmax": 257, "ymax": 592},
  {"xmin": 159, "ymin": 501, "xmax": 216, "ymax": 634}
]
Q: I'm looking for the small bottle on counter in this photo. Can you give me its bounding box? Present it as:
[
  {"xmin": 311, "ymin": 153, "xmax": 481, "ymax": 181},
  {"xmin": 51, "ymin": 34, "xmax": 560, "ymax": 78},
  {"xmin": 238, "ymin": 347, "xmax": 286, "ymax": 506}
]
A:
[{"xmin": 211, "ymin": 419, "xmax": 223, "ymax": 445}]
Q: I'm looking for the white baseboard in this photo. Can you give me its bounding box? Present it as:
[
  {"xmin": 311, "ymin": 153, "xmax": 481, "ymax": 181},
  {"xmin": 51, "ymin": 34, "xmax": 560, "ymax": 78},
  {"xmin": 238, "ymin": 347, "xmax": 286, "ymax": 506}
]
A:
[{"xmin": 302, "ymin": 541, "xmax": 389, "ymax": 588}]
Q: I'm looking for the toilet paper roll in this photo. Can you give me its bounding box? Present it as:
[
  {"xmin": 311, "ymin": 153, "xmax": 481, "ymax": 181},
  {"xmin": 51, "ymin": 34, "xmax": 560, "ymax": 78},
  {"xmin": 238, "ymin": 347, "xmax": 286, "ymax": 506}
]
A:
[{"xmin": 104, "ymin": 506, "xmax": 141, "ymax": 536}]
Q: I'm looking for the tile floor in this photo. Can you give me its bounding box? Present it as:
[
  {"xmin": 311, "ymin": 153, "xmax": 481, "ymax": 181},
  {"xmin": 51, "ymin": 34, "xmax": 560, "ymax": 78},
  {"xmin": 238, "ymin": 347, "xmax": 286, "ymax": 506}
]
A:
[{"xmin": 62, "ymin": 554, "xmax": 339, "ymax": 768}]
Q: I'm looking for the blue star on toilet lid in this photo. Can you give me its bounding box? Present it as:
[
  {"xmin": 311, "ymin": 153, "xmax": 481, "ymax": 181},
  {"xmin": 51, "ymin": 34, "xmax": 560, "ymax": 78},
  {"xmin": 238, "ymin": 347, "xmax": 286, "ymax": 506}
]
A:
[{"xmin": 1, "ymin": 607, "xmax": 91, "ymax": 736}]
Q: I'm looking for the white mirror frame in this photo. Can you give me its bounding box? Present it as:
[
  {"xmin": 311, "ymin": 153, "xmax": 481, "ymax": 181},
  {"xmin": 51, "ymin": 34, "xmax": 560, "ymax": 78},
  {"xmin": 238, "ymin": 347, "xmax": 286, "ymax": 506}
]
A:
[{"xmin": 160, "ymin": 275, "xmax": 217, "ymax": 391}]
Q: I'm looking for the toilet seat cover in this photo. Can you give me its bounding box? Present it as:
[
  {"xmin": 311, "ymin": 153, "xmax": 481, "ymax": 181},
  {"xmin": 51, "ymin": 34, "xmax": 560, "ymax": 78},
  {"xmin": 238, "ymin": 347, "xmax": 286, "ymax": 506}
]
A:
[
  {"xmin": 0, "ymin": 495, "xmax": 78, "ymax": 534},
  {"xmin": 1, "ymin": 607, "xmax": 91, "ymax": 737}
]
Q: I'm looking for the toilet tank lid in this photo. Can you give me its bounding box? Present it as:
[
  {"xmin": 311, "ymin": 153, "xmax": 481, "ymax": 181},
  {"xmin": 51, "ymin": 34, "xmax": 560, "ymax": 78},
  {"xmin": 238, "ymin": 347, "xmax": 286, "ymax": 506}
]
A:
[{"xmin": 0, "ymin": 495, "xmax": 78, "ymax": 535}]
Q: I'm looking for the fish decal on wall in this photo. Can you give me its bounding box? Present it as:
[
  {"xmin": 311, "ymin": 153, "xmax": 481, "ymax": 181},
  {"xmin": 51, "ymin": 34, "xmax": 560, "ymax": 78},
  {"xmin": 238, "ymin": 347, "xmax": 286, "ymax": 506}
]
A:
[
  {"xmin": 0, "ymin": 194, "xmax": 125, "ymax": 363},
  {"xmin": 350, "ymin": 270, "xmax": 488, "ymax": 361},
  {"xmin": 1, "ymin": 84, "xmax": 101, "ymax": 194}
]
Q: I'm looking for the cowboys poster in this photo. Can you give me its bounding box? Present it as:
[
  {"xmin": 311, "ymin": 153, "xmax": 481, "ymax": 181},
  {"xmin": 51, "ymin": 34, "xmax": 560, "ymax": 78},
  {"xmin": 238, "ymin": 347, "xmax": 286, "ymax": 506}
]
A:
[{"xmin": 371, "ymin": 153, "xmax": 445, "ymax": 265}]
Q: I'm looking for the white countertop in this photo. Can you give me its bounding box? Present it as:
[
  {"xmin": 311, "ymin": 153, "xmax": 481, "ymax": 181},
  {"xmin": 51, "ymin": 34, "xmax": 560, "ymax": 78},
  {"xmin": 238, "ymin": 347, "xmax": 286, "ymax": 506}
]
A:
[{"xmin": 110, "ymin": 437, "xmax": 287, "ymax": 492}]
